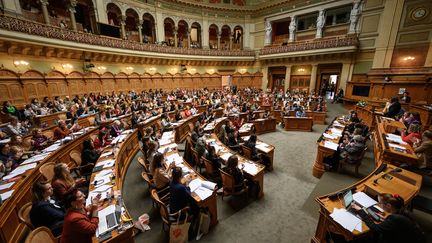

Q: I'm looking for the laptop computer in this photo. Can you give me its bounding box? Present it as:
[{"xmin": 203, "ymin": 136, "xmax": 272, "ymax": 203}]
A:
[
  {"xmin": 97, "ymin": 205, "xmax": 119, "ymax": 235},
  {"xmin": 342, "ymin": 190, "xmax": 358, "ymax": 215}
]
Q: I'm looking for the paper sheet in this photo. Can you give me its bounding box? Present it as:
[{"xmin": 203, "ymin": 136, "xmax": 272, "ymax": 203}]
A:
[
  {"xmin": 241, "ymin": 162, "xmax": 258, "ymax": 175},
  {"xmin": 100, "ymin": 151, "xmax": 113, "ymax": 158},
  {"xmin": 256, "ymin": 143, "xmax": 271, "ymax": 153},
  {"xmin": 388, "ymin": 143, "xmax": 406, "ymax": 150},
  {"xmin": 220, "ymin": 152, "xmax": 233, "ymax": 161},
  {"xmin": 324, "ymin": 141, "xmax": 339, "ymax": 151},
  {"xmin": 330, "ymin": 208, "xmax": 363, "ymax": 232},
  {"xmin": 0, "ymin": 190, "xmax": 14, "ymax": 201},
  {"xmin": 385, "ymin": 134, "xmax": 407, "ymax": 145},
  {"xmin": 323, "ymin": 133, "xmax": 338, "ymax": 140},
  {"xmin": 95, "ymin": 159, "xmax": 115, "ymax": 168},
  {"xmin": 158, "ymin": 143, "xmax": 177, "ymax": 154},
  {"xmin": 21, "ymin": 152, "xmax": 50, "ymax": 165},
  {"xmin": 0, "ymin": 182, "xmax": 15, "ymax": 190},
  {"xmin": 194, "ymin": 187, "xmax": 213, "ymax": 200},
  {"xmin": 353, "ymin": 191, "xmax": 378, "ymax": 209}
]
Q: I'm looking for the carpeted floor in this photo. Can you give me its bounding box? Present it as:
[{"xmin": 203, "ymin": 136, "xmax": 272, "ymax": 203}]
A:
[{"xmin": 122, "ymin": 101, "xmax": 432, "ymax": 243}]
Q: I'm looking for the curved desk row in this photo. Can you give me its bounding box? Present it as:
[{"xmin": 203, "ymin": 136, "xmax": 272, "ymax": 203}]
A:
[{"xmin": 283, "ymin": 117, "xmax": 313, "ymax": 132}]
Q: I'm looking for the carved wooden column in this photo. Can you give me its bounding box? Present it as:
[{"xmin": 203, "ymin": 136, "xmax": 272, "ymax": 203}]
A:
[
  {"xmin": 119, "ymin": 15, "xmax": 126, "ymax": 39},
  {"xmin": 68, "ymin": 0, "xmax": 78, "ymax": 31}
]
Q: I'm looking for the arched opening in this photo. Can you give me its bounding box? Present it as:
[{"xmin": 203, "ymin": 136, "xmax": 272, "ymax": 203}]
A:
[
  {"xmin": 209, "ymin": 24, "xmax": 219, "ymax": 49},
  {"xmin": 220, "ymin": 25, "xmax": 231, "ymax": 50},
  {"xmin": 164, "ymin": 18, "xmax": 175, "ymax": 46},
  {"xmin": 74, "ymin": 0, "xmax": 97, "ymax": 33},
  {"xmin": 191, "ymin": 22, "xmax": 201, "ymax": 48},
  {"xmin": 106, "ymin": 3, "xmax": 121, "ymax": 26},
  {"xmin": 177, "ymin": 20, "xmax": 188, "ymax": 48},
  {"xmin": 142, "ymin": 13, "xmax": 155, "ymax": 44},
  {"xmin": 20, "ymin": 0, "xmax": 44, "ymax": 23},
  {"xmin": 233, "ymin": 25, "xmax": 243, "ymax": 50},
  {"xmin": 125, "ymin": 8, "xmax": 139, "ymax": 41}
]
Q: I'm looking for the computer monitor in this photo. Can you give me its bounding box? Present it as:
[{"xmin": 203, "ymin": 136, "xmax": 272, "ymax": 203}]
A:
[{"xmin": 343, "ymin": 190, "xmax": 353, "ymax": 208}]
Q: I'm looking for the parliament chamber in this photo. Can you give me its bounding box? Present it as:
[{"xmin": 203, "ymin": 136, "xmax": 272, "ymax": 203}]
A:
[{"xmin": 0, "ymin": 0, "xmax": 431, "ymax": 242}]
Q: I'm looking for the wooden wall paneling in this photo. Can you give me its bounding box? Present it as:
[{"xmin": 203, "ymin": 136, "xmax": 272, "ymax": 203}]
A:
[
  {"xmin": 163, "ymin": 74, "xmax": 173, "ymax": 91},
  {"xmin": 210, "ymin": 74, "xmax": 221, "ymax": 89},
  {"xmin": 129, "ymin": 72, "xmax": 141, "ymax": 92},
  {"xmin": 115, "ymin": 72, "xmax": 129, "ymax": 93},
  {"xmin": 101, "ymin": 72, "xmax": 116, "ymax": 94},
  {"xmin": 181, "ymin": 73, "xmax": 192, "ymax": 89},
  {"xmin": 84, "ymin": 71, "xmax": 102, "ymax": 94},
  {"xmin": 21, "ymin": 70, "xmax": 47, "ymax": 104},
  {"xmin": 191, "ymin": 74, "xmax": 201, "ymax": 90},
  {"xmin": 152, "ymin": 73, "xmax": 163, "ymax": 90},
  {"xmin": 46, "ymin": 70, "xmax": 68, "ymax": 98},
  {"xmin": 141, "ymin": 73, "xmax": 152, "ymax": 90},
  {"xmin": 253, "ymin": 73, "xmax": 263, "ymax": 88},
  {"xmin": 0, "ymin": 69, "xmax": 25, "ymax": 107}
]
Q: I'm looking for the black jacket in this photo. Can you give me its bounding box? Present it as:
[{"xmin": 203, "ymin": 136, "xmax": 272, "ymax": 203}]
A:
[
  {"xmin": 384, "ymin": 102, "xmax": 401, "ymax": 118},
  {"xmin": 30, "ymin": 200, "xmax": 65, "ymax": 237}
]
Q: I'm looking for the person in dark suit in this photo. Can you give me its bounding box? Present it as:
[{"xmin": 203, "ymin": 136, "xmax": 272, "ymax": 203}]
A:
[
  {"xmin": 30, "ymin": 181, "xmax": 65, "ymax": 237},
  {"xmin": 352, "ymin": 193, "xmax": 425, "ymax": 243},
  {"xmin": 384, "ymin": 97, "xmax": 401, "ymax": 119},
  {"xmin": 169, "ymin": 167, "xmax": 199, "ymax": 217},
  {"xmin": 400, "ymin": 91, "xmax": 411, "ymax": 103},
  {"xmin": 339, "ymin": 135, "xmax": 366, "ymax": 163}
]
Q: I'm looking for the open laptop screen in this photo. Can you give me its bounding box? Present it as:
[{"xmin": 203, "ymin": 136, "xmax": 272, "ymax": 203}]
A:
[{"xmin": 343, "ymin": 190, "xmax": 353, "ymax": 209}]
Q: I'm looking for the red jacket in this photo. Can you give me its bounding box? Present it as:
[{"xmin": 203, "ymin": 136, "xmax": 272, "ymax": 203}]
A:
[{"xmin": 61, "ymin": 209, "xmax": 99, "ymax": 243}]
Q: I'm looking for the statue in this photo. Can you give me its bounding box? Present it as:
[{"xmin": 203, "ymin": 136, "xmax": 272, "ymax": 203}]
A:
[
  {"xmin": 315, "ymin": 10, "xmax": 325, "ymax": 38},
  {"xmin": 349, "ymin": 0, "xmax": 361, "ymax": 33},
  {"xmin": 289, "ymin": 16, "xmax": 296, "ymax": 42},
  {"xmin": 264, "ymin": 20, "xmax": 272, "ymax": 45}
]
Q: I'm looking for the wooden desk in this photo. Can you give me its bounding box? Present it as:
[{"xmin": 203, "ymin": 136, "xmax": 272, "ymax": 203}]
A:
[
  {"xmin": 409, "ymin": 105, "xmax": 432, "ymax": 130},
  {"xmin": 203, "ymin": 117, "xmax": 228, "ymax": 134},
  {"xmin": 284, "ymin": 117, "xmax": 313, "ymax": 132},
  {"xmin": 242, "ymin": 135, "xmax": 275, "ymax": 171},
  {"xmin": 312, "ymin": 117, "xmax": 347, "ymax": 178},
  {"xmin": 272, "ymin": 110, "xmax": 283, "ymax": 123},
  {"xmin": 355, "ymin": 106, "xmax": 381, "ymax": 129},
  {"xmin": 312, "ymin": 164, "xmax": 422, "ymax": 243},
  {"xmin": 286, "ymin": 111, "xmax": 326, "ymax": 125},
  {"xmin": 34, "ymin": 111, "xmax": 67, "ymax": 127},
  {"xmin": 173, "ymin": 114, "xmax": 200, "ymax": 143},
  {"xmin": 205, "ymin": 134, "xmax": 266, "ymax": 198},
  {"xmin": 375, "ymin": 116, "xmax": 418, "ymax": 167},
  {"xmin": 252, "ymin": 118, "xmax": 277, "ymax": 134},
  {"xmin": 160, "ymin": 133, "xmax": 218, "ymax": 227}
]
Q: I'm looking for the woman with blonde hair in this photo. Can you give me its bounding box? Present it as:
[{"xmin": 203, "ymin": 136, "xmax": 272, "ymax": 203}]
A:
[{"xmin": 52, "ymin": 163, "xmax": 86, "ymax": 201}]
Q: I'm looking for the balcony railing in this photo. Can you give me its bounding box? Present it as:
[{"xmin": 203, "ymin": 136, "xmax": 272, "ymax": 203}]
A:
[
  {"xmin": 0, "ymin": 15, "xmax": 255, "ymax": 57},
  {"xmin": 259, "ymin": 35, "xmax": 359, "ymax": 55}
]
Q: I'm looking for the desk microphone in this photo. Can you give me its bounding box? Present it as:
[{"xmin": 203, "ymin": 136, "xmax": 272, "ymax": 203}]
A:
[{"xmin": 373, "ymin": 168, "xmax": 402, "ymax": 185}]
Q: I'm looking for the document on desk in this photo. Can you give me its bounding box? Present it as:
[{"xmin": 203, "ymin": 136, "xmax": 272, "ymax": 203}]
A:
[
  {"xmin": 100, "ymin": 151, "xmax": 113, "ymax": 158},
  {"xmin": 240, "ymin": 162, "xmax": 258, "ymax": 175},
  {"xmin": 324, "ymin": 141, "xmax": 339, "ymax": 151},
  {"xmin": 3, "ymin": 163, "xmax": 38, "ymax": 180},
  {"xmin": 323, "ymin": 133, "xmax": 338, "ymax": 140},
  {"xmin": 220, "ymin": 152, "xmax": 233, "ymax": 161},
  {"xmin": 388, "ymin": 143, "xmax": 406, "ymax": 150},
  {"xmin": 166, "ymin": 153, "xmax": 184, "ymax": 165},
  {"xmin": 0, "ymin": 189, "xmax": 14, "ymax": 201},
  {"xmin": 86, "ymin": 186, "xmax": 112, "ymax": 207},
  {"xmin": 353, "ymin": 192, "xmax": 377, "ymax": 208},
  {"xmin": 256, "ymin": 143, "xmax": 270, "ymax": 153},
  {"xmin": 112, "ymin": 134, "xmax": 127, "ymax": 144},
  {"xmin": 96, "ymin": 159, "xmax": 116, "ymax": 169},
  {"xmin": 95, "ymin": 169, "xmax": 113, "ymax": 180},
  {"xmin": 21, "ymin": 152, "xmax": 50, "ymax": 165},
  {"xmin": 385, "ymin": 134, "xmax": 407, "ymax": 145},
  {"xmin": 158, "ymin": 143, "xmax": 177, "ymax": 154},
  {"xmin": 159, "ymin": 137, "xmax": 172, "ymax": 146},
  {"xmin": 43, "ymin": 143, "xmax": 62, "ymax": 153},
  {"xmin": 330, "ymin": 128, "xmax": 343, "ymax": 136},
  {"xmin": 330, "ymin": 208, "xmax": 363, "ymax": 232},
  {"xmin": 0, "ymin": 182, "xmax": 15, "ymax": 190}
]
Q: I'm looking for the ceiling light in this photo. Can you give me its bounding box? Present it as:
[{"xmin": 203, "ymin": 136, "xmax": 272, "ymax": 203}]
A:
[
  {"xmin": 62, "ymin": 64, "xmax": 73, "ymax": 69},
  {"xmin": 403, "ymin": 56, "xmax": 415, "ymax": 61},
  {"xmin": 13, "ymin": 60, "xmax": 29, "ymax": 66}
]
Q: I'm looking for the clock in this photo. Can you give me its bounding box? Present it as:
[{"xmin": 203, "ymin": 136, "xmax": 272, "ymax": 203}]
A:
[{"xmin": 411, "ymin": 7, "xmax": 428, "ymax": 21}]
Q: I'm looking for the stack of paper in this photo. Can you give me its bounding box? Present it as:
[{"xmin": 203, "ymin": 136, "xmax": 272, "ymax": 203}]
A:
[
  {"xmin": 0, "ymin": 182, "xmax": 15, "ymax": 190},
  {"xmin": 21, "ymin": 152, "xmax": 50, "ymax": 165},
  {"xmin": 241, "ymin": 162, "xmax": 258, "ymax": 175},
  {"xmin": 324, "ymin": 141, "xmax": 339, "ymax": 151},
  {"xmin": 86, "ymin": 184, "xmax": 112, "ymax": 207},
  {"xmin": 189, "ymin": 178, "xmax": 216, "ymax": 200},
  {"xmin": 323, "ymin": 133, "xmax": 338, "ymax": 140},
  {"xmin": 2, "ymin": 163, "xmax": 38, "ymax": 180},
  {"xmin": 166, "ymin": 153, "xmax": 184, "ymax": 165},
  {"xmin": 388, "ymin": 143, "xmax": 406, "ymax": 150},
  {"xmin": 330, "ymin": 128, "xmax": 343, "ymax": 136},
  {"xmin": 43, "ymin": 143, "xmax": 61, "ymax": 153},
  {"xmin": 353, "ymin": 192, "xmax": 378, "ymax": 208},
  {"xmin": 220, "ymin": 152, "xmax": 233, "ymax": 161},
  {"xmin": 0, "ymin": 190, "xmax": 14, "ymax": 201},
  {"xmin": 386, "ymin": 134, "xmax": 407, "ymax": 145},
  {"xmin": 330, "ymin": 208, "xmax": 363, "ymax": 232},
  {"xmin": 111, "ymin": 134, "xmax": 127, "ymax": 144},
  {"xmin": 95, "ymin": 159, "xmax": 115, "ymax": 168},
  {"xmin": 99, "ymin": 151, "xmax": 113, "ymax": 158},
  {"xmin": 256, "ymin": 143, "xmax": 270, "ymax": 152},
  {"xmin": 158, "ymin": 143, "xmax": 177, "ymax": 154}
]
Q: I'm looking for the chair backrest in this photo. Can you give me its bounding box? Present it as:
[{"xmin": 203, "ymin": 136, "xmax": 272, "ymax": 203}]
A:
[
  {"xmin": 39, "ymin": 162, "xmax": 55, "ymax": 182},
  {"xmin": 137, "ymin": 156, "xmax": 150, "ymax": 173},
  {"xmin": 188, "ymin": 123, "xmax": 194, "ymax": 133},
  {"xmin": 18, "ymin": 202, "xmax": 34, "ymax": 230},
  {"xmin": 42, "ymin": 130, "xmax": 54, "ymax": 139},
  {"xmin": 141, "ymin": 171, "xmax": 154, "ymax": 190},
  {"xmin": 202, "ymin": 157, "xmax": 215, "ymax": 175},
  {"xmin": 219, "ymin": 169, "xmax": 235, "ymax": 191},
  {"xmin": 241, "ymin": 145, "xmax": 253, "ymax": 160},
  {"xmin": 190, "ymin": 147, "xmax": 200, "ymax": 165},
  {"xmin": 69, "ymin": 150, "xmax": 82, "ymax": 167},
  {"xmin": 87, "ymin": 116, "xmax": 95, "ymax": 126},
  {"xmin": 150, "ymin": 189, "xmax": 170, "ymax": 225},
  {"xmin": 23, "ymin": 137, "xmax": 33, "ymax": 151},
  {"xmin": 25, "ymin": 226, "xmax": 56, "ymax": 243}
]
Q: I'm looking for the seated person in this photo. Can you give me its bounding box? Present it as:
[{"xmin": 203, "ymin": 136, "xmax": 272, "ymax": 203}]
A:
[
  {"xmin": 61, "ymin": 189, "xmax": 101, "ymax": 243},
  {"xmin": 226, "ymin": 132, "xmax": 241, "ymax": 151},
  {"xmin": 160, "ymin": 113, "xmax": 172, "ymax": 132},
  {"xmin": 2, "ymin": 101, "xmax": 21, "ymax": 119},
  {"xmin": 400, "ymin": 91, "xmax": 411, "ymax": 103},
  {"xmin": 348, "ymin": 111, "xmax": 360, "ymax": 123},
  {"xmin": 194, "ymin": 137, "xmax": 207, "ymax": 161},
  {"xmin": 191, "ymin": 124, "xmax": 203, "ymax": 144},
  {"xmin": 262, "ymin": 110, "xmax": 272, "ymax": 119},
  {"xmin": 147, "ymin": 141, "xmax": 159, "ymax": 172},
  {"xmin": 244, "ymin": 134, "xmax": 271, "ymax": 168},
  {"xmin": 232, "ymin": 115, "xmax": 244, "ymax": 131},
  {"xmin": 413, "ymin": 130, "xmax": 432, "ymax": 169},
  {"xmin": 68, "ymin": 118, "xmax": 82, "ymax": 133},
  {"xmin": 110, "ymin": 120, "xmax": 122, "ymax": 138},
  {"xmin": 399, "ymin": 112, "xmax": 421, "ymax": 127},
  {"xmin": 151, "ymin": 152, "xmax": 175, "ymax": 190},
  {"xmin": 222, "ymin": 155, "xmax": 245, "ymax": 191},
  {"xmin": 384, "ymin": 97, "xmax": 402, "ymax": 119},
  {"xmin": 206, "ymin": 145, "xmax": 223, "ymax": 170},
  {"xmin": 93, "ymin": 129, "xmax": 110, "ymax": 149},
  {"xmin": 52, "ymin": 163, "xmax": 86, "ymax": 202},
  {"xmin": 31, "ymin": 128, "xmax": 50, "ymax": 150},
  {"xmin": 81, "ymin": 139, "xmax": 100, "ymax": 174},
  {"xmin": 217, "ymin": 125, "xmax": 227, "ymax": 144},
  {"xmin": 6, "ymin": 117, "xmax": 28, "ymax": 136},
  {"xmin": 295, "ymin": 107, "xmax": 306, "ymax": 118},
  {"xmin": 401, "ymin": 124, "xmax": 421, "ymax": 146},
  {"xmin": 339, "ymin": 135, "xmax": 366, "ymax": 163},
  {"xmin": 30, "ymin": 181, "xmax": 65, "ymax": 237},
  {"xmin": 169, "ymin": 167, "xmax": 199, "ymax": 217},
  {"xmin": 53, "ymin": 120, "xmax": 71, "ymax": 140},
  {"xmin": 352, "ymin": 193, "xmax": 425, "ymax": 243}
]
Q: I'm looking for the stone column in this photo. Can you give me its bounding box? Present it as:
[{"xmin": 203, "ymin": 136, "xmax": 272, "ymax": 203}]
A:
[
  {"xmin": 137, "ymin": 20, "xmax": 143, "ymax": 43},
  {"xmin": 217, "ymin": 33, "xmax": 221, "ymax": 50},
  {"xmin": 68, "ymin": 0, "xmax": 78, "ymax": 31},
  {"xmin": 372, "ymin": 0, "xmax": 405, "ymax": 68},
  {"xmin": 174, "ymin": 28, "xmax": 178, "ymax": 47},
  {"xmin": 339, "ymin": 63, "xmax": 353, "ymax": 91},
  {"xmin": 309, "ymin": 64, "xmax": 318, "ymax": 93},
  {"xmin": 119, "ymin": 15, "xmax": 126, "ymax": 39},
  {"xmin": 202, "ymin": 18, "xmax": 209, "ymax": 49},
  {"xmin": 3, "ymin": 0, "xmax": 22, "ymax": 15},
  {"xmin": 425, "ymin": 41, "xmax": 432, "ymax": 67},
  {"xmin": 155, "ymin": 11, "xmax": 164, "ymax": 43},
  {"xmin": 40, "ymin": 0, "xmax": 50, "ymax": 25},
  {"xmin": 229, "ymin": 32, "xmax": 233, "ymax": 50},
  {"xmin": 284, "ymin": 65, "xmax": 292, "ymax": 92},
  {"xmin": 187, "ymin": 28, "xmax": 191, "ymax": 48}
]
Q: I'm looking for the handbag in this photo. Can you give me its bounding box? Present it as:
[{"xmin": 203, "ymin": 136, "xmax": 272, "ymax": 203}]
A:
[
  {"xmin": 195, "ymin": 209, "xmax": 210, "ymax": 240},
  {"xmin": 169, "ymin": 211, "xmax": 190, "ymax": 243}
]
